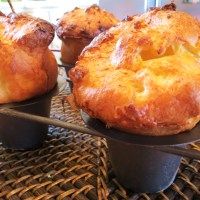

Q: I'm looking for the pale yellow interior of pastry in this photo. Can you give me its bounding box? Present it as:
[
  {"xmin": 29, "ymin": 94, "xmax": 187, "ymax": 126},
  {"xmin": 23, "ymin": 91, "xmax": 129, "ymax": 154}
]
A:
[
  {"xmin": 134, "ymin": 43, "xmax": 200, "ymax": 102},
  {"xmin": 140, "ymin": 43, "xmax": 199, "ymax": 61}
]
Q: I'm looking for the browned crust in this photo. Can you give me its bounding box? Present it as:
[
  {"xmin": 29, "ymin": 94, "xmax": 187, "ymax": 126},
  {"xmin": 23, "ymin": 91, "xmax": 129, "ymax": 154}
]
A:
[
  {"xmin": 0, "ymin": 12, "xmax": 58, "ymax": 104},
  {"xmin": 56, "ymin": 4, "xmax": 118, "ymax": 40},
  {"xmin": 0, "ymin": 12, "xmax": 55, "ymax": 49},
  {"xmin": 0, "ymin": 11, "xmax": 5, "ymax": 16},
  {"xmin": 69, "ymin": 6, "xmax": 200, "ymax": 136},
  {"xmin": 150, "ymin": 2, "xmax": 176, "ymax": 11}
]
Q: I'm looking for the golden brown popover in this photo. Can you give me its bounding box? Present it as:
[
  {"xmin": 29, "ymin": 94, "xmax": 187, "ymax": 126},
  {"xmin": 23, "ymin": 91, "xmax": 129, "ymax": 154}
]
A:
[
  {"xmin": 56, "ymin": 4, "xmax": 118, "ymax": 64},
  {"xmin": 69, "ymin": 4, "xmax": 200, "ymax": 136},
  {"xmin": 0, "ymin": 12, "xmax": 58, "ymax": 104}
]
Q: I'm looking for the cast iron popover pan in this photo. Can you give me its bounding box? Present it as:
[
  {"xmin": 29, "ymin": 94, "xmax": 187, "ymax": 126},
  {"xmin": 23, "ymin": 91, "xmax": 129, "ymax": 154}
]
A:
[
  {"xmin": 0, "ymin": 73, "xmax": 67, "ymax": 150},
  {"xmin": 54, "ymin": 51, "xmax": 200, "ymax": 193},
  {"xmin": 81, "ymin": 111, "xmax": 200, "ymax": 193}
]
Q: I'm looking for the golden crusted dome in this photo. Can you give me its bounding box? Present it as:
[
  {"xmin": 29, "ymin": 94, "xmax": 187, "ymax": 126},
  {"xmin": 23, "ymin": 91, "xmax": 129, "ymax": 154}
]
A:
[
  {"xmin": 56, "ymin": 4, "xmax": 119, "ymax": 39},
  {"xmin": 69, "ymin": 5, "xmax": 200, "ymax": 136},
  {"xmin": 0, "ymin": 12, "xmax": 58, "ymax": 104}
]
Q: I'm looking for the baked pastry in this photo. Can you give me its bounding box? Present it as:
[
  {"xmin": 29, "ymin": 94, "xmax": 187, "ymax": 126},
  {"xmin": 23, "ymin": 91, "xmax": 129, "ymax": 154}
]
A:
[
  {"xmin": 56, "ymin": 5, "xmax": 118, "ymax": 64},
  {"xmin": 69, "ymin": 4, "xmax": 200, "ymax": 136},
  {"xmin": 0, "ymin": 12, "xmax": 58, "ymax": 104}
]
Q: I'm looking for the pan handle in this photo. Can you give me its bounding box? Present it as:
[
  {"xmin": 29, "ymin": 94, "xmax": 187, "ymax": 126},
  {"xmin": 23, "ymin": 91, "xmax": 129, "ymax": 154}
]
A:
[{"xmin": 0, "ymin": 108, "xmax": 199, "ymax": 160}]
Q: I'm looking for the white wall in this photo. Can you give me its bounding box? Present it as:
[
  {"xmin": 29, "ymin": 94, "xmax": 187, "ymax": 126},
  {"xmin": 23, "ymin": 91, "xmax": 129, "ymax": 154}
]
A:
[
  {"xmin": 99, "ymin": 0, "xmax": 146, "ymax": 20},
  {"xmin": 159, "ymin": 0, "xmax": 200, "ymax": 18},
  {"xmin": 0, "ymin": 0, "xmax": 99, "ymax": 22},
  {"xmin": 99, "ymin": 0, "xmax": 200, "ymax": 20}
]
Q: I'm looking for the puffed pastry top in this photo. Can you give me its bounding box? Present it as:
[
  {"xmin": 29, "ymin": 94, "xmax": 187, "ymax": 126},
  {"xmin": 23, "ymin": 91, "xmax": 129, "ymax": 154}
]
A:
[
  {"xmin": 69, "ymin": 4, "xmax": 200, "ymax": 136},
  {"xmin": 56, "ymin": 4, "xmax": 118, "ymax": 40},
  {"xmin": 0, "ymin": 12, "xmax": 58, "ymax": 104}
]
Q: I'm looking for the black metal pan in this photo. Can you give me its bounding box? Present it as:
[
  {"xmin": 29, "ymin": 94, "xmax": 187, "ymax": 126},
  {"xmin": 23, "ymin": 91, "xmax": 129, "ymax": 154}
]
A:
[
  {"xmin": 0, "ymin": 73, "xmax": 67, "ymax": 150},
  {"xmin": 81, "ymin": 111, "xmax": 200, "ymax": 193}
]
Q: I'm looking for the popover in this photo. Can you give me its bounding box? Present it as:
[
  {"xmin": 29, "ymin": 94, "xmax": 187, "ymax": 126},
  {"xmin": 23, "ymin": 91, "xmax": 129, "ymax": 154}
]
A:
[
  {"xmin": 69, "ymin": 4, "xmax": 200, "ymax": 136},
  {"xmin": 0, "ymin": 12, "xmax": 58, "ymax": 104},
  {"xmin": 56, "ymin": 4, "xmax": 118, "ymax": 64}
]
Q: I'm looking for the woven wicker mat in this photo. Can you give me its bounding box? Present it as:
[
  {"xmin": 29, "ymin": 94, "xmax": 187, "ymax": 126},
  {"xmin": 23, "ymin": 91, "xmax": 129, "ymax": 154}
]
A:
[{"xmin": 0, "ymin": 82, "xmax": 199, "ymax": 200}]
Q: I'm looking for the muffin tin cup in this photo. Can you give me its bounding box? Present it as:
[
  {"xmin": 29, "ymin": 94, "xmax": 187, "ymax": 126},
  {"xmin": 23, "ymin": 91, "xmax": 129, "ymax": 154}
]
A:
[
  {"xmin": 0, "ymin": 80, "xmax": 65, "ymax": 150},
  {"xmin": 0, "ymin": 98, "xmax": 51, "ymax": 150},
  {"xmin": 52, "ymin": 50, "xmax": 74, "ymax": 93},
  {"xmin": 107, "ymin": 139, "xmax": 182, "ymax": 193},
  {"xmin": 81, "ymin": 111, "xmax": 200, "ymax": 193}
]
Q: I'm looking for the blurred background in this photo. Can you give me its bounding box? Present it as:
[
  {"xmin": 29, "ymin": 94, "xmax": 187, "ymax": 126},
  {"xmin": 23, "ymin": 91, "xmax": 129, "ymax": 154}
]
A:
[
  {"xmin": 0, "ymin": 0, "xmax": 199, "ymax": 48},
  {"xmin": 0, "ymin": 0, "xmax": 199, "ymax": 23},
  {"xmin": 0, "ymin": 0, "xmax": 99, "ymax": 24},
  {"xmin": 100, "ymin": 0, "xmax": 200, "ymax": 19}
]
